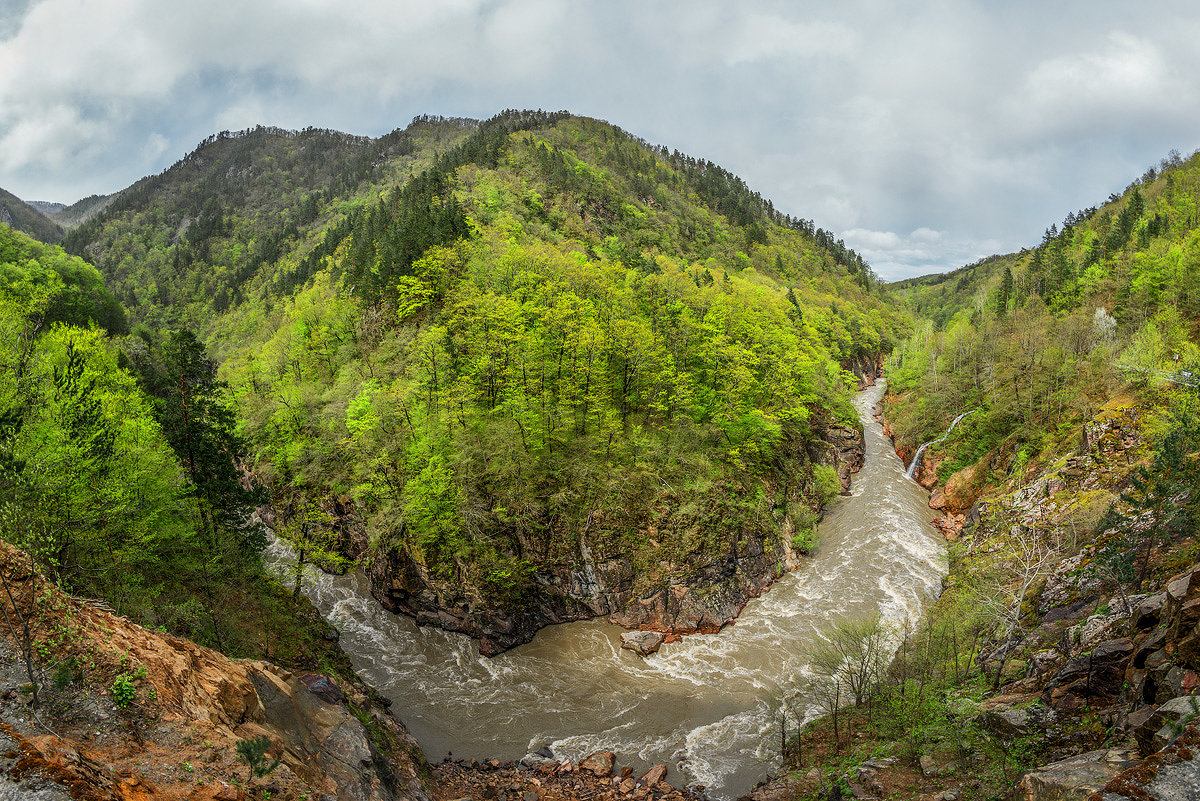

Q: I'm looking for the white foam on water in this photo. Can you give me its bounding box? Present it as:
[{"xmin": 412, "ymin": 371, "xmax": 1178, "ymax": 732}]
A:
[{"xmin": 683, "ymin": 706, "xmax": 776, "ymax": 790}]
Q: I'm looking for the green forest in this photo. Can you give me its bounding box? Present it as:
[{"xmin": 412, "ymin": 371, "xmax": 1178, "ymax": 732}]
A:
[
  {"xmin": 7, "ymin": 105, "xmax": 1200, "ymax": 801},
  {"xmin": 887, "ymin": 148, "xmax": 1200, "ymax": 476},
  {"xmin": 2, "ymin": 111, "xmax": 903, "ymax": 647}
]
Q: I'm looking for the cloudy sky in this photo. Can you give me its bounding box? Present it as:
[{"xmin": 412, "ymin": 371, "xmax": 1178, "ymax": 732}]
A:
[{"xmin": 2, "ymin": 0, "xmax": 1199, "ymax": 279}]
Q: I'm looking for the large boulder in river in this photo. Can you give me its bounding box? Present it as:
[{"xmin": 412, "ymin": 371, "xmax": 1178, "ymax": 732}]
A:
[
  {"xmin": 639, "ymin": 765, "xmax": 667, "ymax": 787},
  {"xmin": 620, "ymin": 630, "xmax": 665, "ymax": 656}
]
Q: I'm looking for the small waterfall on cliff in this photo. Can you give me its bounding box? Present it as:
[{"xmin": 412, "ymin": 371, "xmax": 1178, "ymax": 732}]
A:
[
  {"xmin": 905, "ymin": 408, "xmax": 977, "ymax": 480},
  {"xmin": 577, "ymin": 533, "xmax": 605, "ymax": 608}
]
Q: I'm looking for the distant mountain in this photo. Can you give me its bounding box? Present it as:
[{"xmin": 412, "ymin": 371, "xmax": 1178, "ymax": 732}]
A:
[
  {"xmin": 62, "ymin": 118, "xmax": 477, "ymax": 329},
  {"xmin": 26, "ymin": 199, "xmax": 66, "ymax": 215},
  {"xmin": 0, "ymin": 186, "xmax": 64, "ymax": 243},
  {"xmin": 48, "ymin": 193, "xmax": 117, "ymax": 229}
]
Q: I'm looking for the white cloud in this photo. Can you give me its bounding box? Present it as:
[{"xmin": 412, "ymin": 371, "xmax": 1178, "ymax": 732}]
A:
[
  {"xmin": 723, "ymin": 15, "xmax": 858, "ymax": 65},
  {"xmin": 842, "ymin": 227, "xmax": 1003, "ymax": 282},
  {"xmin": 3, "ymin": 1, "xmax": 1200, "ymax": 278}
]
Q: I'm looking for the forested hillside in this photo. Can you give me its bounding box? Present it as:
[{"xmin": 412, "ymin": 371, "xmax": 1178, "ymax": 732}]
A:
[
  {"xmin": 887, "ymin": 148, "xmax": 1200, "ymax": 466},
  {"xmin": 57, "ymin": 110, "xmax": 905, "ymax": 651},
  {"xmin": 761, "ymin": 150, "xmax": 1200, "ymax": 801},
  {"xmin": 47, "ymin": 192, "xmax": 118, "ymax": 229},
  {"xmin": 0, "ymin": 224, "xmax": 341, "ymax": 666},
  {"xmin": 64, "ymin": 117, "xmax": 477, "ymax": 331},
  {"xmin": 0, "ymin": 186, "xmax": 64, "ymax": 243}
]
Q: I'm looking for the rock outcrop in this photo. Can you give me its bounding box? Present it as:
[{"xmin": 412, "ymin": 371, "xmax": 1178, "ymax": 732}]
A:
[
  {"xmin": 0, "ymin": 542, "xmax": 431, "ymax": 801},
  {"xmin": 619, "ymin": 631, "xmax": 665, "ymax": 657},
  {"xmin": 1014, "ymin": 748, "xmax": 1135, "ymax": 801},
  {"xmin": 435, "ymin": 755, "xmax": 693, "ymax": 801}
]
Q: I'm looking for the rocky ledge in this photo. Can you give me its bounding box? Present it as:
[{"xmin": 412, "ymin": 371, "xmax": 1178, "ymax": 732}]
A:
[{"xmin": 435, "ymin": 751, "xmax": 698, "ymax": 801}]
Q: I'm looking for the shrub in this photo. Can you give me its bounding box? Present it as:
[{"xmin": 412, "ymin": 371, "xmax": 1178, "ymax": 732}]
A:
[
  {"xmin": 111, "ymin": 674, "xmax": 137, "ymax": 708},
  {"xmin": 812, "ymin": 464, "xmax": 842, "ymax": 505}
]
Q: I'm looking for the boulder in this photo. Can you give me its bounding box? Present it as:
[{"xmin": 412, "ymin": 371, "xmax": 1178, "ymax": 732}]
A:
[
  {"xmin": 929, "ymin": 488, "xmax": 947, "ymax": 511},
  {"xmin": 580, "ymin": 751, "xmax": 615, "ymax": 777},
  {"xmin": 919, "ymin": 752, "xmax": 958, "ymax": 778},
  {"xmin": 639, "ymin": 765, "xmax": 667, "ymax": 787},
  {"xmin": 1169, "ymin": 597, "xmax": 1200, "ymax": 669},
  {"xmin": 1134, "ymin": 593, "xmax": 1168, "ymax": 630},
  {"xmin": 942, "ymin": 460, "xmax": 986, "ymax": 513},
  {"xmin": 1047, "ymin": 638, "xmax": 1132, "ymax": 705},
  {"xmin": 298, "ymin": 673, "xmax": 345, "ymax": 705},
  {"xmin": 1099, "ymin": 724, "xmax": 1200, "ymax": 801},
  {"xmin": 1014, "ymin": 748, "xmax": 1133, "ymax": 801},
  {"xmin": 1134, "ymin": 695, "xmax": 1200, "ymax": 755},
  {"xmin": 979, "ymin": 707, "xmax": 1053, "ymax": 739},
  {"xmin": 620, "ymin": 630, "xmax": 666, "ymax": 656},
  {"xmin": 981, "ymin": 708, "xmax": 1030, "ymax": 738}
]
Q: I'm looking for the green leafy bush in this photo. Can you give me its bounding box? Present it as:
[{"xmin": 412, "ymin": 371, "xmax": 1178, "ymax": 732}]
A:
[{"xmin": 111, "ymin": 674, "xmax": 137, "ymax": 708}]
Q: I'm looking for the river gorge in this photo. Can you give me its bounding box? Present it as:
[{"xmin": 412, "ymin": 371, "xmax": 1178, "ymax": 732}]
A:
[{"xmin": 265, "ymin": 382, "xmax": 946, "ymax": 799}]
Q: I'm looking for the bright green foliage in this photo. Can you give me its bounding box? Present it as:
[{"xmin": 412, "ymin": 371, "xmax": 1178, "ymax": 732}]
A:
[
  {"xmin": 111, "ymin": 673, "xmax": 138, "ymax": 707},
  {"xmin": 887, "ymin": 149, "xmax": 1200, "ymax": 475},
  {"xmin": 55, "ymin": 111, "xmax": 904, "ymax": 611},
  {"xmin": 0, "ymin": 223, "xmax": 126, "ymax": 333},
  {"xmin": 0, "ymin": 188, "xmax": 64, "ymax": 244},
  {"xmin": 210, "ymin": 115, "xmax": 903, "ymax": 604},
  {"xmin": 0, "ymin": 226, "xmax": 335, "ymax": 664},
  {"xmin": 0, "ymin": 311, "xmax": 192, "ymax": 593}
]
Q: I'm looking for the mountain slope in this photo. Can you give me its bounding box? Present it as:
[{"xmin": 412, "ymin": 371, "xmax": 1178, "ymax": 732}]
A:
[
  {"xmin": 886, "ymin": 148, "xmax": 1200, "ymax": 463},
  {"xmin": 762, "ymin": 149, "xmax": 1200, "ymax": 801},
  {"xmin": 65, "ymin": 110, "xmax": 906, "ymax": 653},
  {"xmin": 0, "ymin": 186, "xmax": 64, "ymax": 243},
  {"xmin": 52, "ymin": 192, "xmax": 118, "ymax": 228},
  {"xmin": 63, "ymin": 117, "xmax": 477, "ymax": 331}
]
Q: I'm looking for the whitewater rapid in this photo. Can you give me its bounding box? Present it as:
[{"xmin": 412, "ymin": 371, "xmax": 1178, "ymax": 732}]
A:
[{"xmin": 264, "ymin": 382, "xmax": 945, "ymax": 799}]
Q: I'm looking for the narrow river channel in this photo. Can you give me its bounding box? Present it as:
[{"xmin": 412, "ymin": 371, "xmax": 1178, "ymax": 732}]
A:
[{"xmin": 264, "ymin": 382, "xmax": 945, "ymax": 799}]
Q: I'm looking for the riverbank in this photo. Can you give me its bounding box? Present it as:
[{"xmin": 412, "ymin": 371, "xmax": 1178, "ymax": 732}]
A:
[
  {"xmin": 434, "ymin": 753, "xmax": 698, "ymax": 801},
  {"xmin": 341, "ymin": 403, "xmax": 869, "ymax": 658},
  {"xmin": 744, "ymin": 392, "xmax": 1200, "ymax": 801}
]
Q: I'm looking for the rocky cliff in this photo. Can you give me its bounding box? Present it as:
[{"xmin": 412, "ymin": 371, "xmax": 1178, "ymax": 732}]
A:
[
  {"xmin": 0, "ymin": 542, "xmax": 432, "ymax": 801},
  {"xmin": 862, "ymin": 396, "xmax": 1200, "ymax": 801}
]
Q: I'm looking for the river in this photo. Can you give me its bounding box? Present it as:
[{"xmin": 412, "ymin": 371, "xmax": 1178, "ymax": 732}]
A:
[{"xmin": 264, "ymin": 382, "xmax": 945, "ymax": 799}]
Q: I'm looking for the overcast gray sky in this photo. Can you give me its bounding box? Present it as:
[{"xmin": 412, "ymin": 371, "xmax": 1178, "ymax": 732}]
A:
[{"xmin": 3, "ymin": 0, "xmax": 1199, "ymax": 280}]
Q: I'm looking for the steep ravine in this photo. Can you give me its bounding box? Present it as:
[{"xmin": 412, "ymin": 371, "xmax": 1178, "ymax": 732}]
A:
[
  {"xmin": 265, "ymin": 381, "xmax": 946, "ymax": 800},
  {"xmin": 353, "ymin": 408, "xmax": 870, "ymax": 657}
]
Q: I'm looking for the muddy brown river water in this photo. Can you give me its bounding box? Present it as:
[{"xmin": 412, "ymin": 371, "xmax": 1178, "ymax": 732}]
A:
[{"xmin": 265, "ymin": 382, "xmax": 944, "ymax": 799}]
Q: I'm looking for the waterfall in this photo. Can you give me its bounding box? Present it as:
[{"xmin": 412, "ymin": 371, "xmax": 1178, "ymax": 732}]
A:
[{"xmin": 905, "ymin": 408, "xmax": 977, "ymax": 480}]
